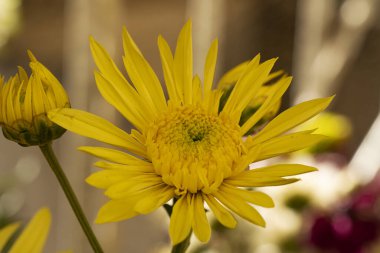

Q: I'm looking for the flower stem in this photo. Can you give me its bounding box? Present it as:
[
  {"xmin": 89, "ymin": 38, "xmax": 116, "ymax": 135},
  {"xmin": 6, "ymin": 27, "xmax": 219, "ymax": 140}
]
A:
[
  {"xmin": 39, "ymin": 142, "xmax": 103, "ymax": 253},
  {"xmin": 171, "ymin": 231, "xmax": 192, "ymax": 253}
]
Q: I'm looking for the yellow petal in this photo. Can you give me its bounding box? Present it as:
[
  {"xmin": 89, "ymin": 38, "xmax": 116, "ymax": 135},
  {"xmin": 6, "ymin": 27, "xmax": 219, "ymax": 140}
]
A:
[
  {"xmin": 16, "ymin": 66, "xmax": 29, "ymax": 83},
  {"xmin": 29, "ymin": 59, "xmax": 69, "ymax": 108},
  {"xmin": 203, "ymin": 194, "xmax": 237, "ymax": 229},
  {"xmin": 48, "ymin": 108, "xmax": 147, "ymax": 157},
  {"xmin": 94, "ymin": 71, "xmax": 147, "ymax": 131},
  {"xmin": 214, "ymin": 190, "xmax": 266, "ymax": 227},
  {"xmin": 24, "ymin": 76, "xmax": 33, "ymax": 122},
  {"xmin": 27, "ymin": 50, "xmax": 37, "ymax": 62},
  {"xmin": 31, "ymin": 74, "xmax": 47, "ymax": 116},
  {"xmin": 6, "ymin": 79, "xmax": 17, "ymax": 123},
  {"xmin": 231, "ymin": 58, "xmax": 277, "ymax": 117},
  {"xmin": 134, "ymin": 186, "xmax": 174, "ymax": 214},
  {"xmin": 220, "ymin": 184, "xmax": 274, "ymax": 208},
  {"xmin": 122, "ymin": 28, "xmax": 167, "ymax": 114},
  {"xmin": 131, "ymin": 129, "xmax": 146, "ymax": 145},
  {"xmin": 78, "ymin": 146, "xmax": 150, "ymax": 166},
  {"xmin": 86, "ymin": 170, "xmax": 131, "ymax": 189},
  {"xmin": 227, "ymin": 164, "xmax": 315, "ymax": 187},
  {"xmin": 203, "ymin": 39, "xmax": 218, "ymax": 98},
  {"xmin": 264, "ymin": 70, "xmax": 285, "ymax": 84},
  {"xmin": 192, "ymin": 194, "xmax": 211, "ymax": 242},
  {"xmin": 89, "ymin": 37, "xmax": 132, "ymax": 89},
  {"xmin": 157, "ymin": 35, "xmax": 180, "ymax": 102},
  {"xmin": 105, "ymin": 176, "xmax": 164, "ymax": 199},
  {"xmin": 174, "ymin": 20, "xmax": 193, "ymax": 105},
  {"xmin": 13, "ymin": 84, "xmax": 23, "ymax": 120},
  {"xmin": 10, "ymin": 208, "xmax": 51, "ymax": 253},
  {"xmin": 253, "ymin": 132, "xmax": 328, "ymax": 161},
  {"xmin": 90, "ymin": 37, "xmax": 150, "ymax": 130},
  {"xmin": 169, "ymin": 194, "xmax": 193, "ymax": 245},
  {"xmin": 252, "ymin": 96, "xmax": 334, "ymax": 144},
  {"xmin": 225, "ymin": 177, "xmax": 299, "ymax": 187},
  {"xmin": 0, "ymin": 222, "xmax": 20, "ymax": 250},
  {"xmin": 94, "ymin": 161, "xmax": 154, "ymax": 173},
  {"xmin": 232, "ymin": 145, "xmax": 261, "ymax": 176},
  {"xmin": 192, "ymin": 75, "xmax": 202, "ymax": 105},
  {"xmin": 205, "ymin": 89, "xmax": 223, "ymax": 115},
  {"xmin": 96, "ymin": 199, "xmax": 139, "ymax": 223},
  {"xmin": 245, "ymin": 164, "xmax": 317, "ymax": 177}
]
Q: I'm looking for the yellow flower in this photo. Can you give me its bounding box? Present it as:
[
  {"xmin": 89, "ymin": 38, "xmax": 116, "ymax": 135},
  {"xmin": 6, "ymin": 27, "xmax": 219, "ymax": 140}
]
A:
[
  {"xmin": 0, "ymin": 51, "xmax": 70, "ymax": 146},
  {"xmin": 0, "ymin": 208, "xmax": 51, "ymax": 253},
  {"xmin": 48, "ymin": 21, "xmax": 333, "ymax": 244}
]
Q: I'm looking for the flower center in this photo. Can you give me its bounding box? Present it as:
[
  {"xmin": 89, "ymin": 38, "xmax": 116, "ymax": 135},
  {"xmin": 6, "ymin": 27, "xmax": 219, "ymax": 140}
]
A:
[{"xmin": 146, "ymin": 106, "xmax": 244, "ymax": 195}]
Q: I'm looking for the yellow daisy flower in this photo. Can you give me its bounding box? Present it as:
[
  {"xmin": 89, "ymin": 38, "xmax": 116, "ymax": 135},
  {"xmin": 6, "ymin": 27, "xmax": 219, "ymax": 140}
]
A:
[
  {"xmin": 0, "ymin": 208, "xmax": 51, "ymax": 253},
  {"xmin": 48, "ymin": 21, "xmax": 333, "ymax": 244}
]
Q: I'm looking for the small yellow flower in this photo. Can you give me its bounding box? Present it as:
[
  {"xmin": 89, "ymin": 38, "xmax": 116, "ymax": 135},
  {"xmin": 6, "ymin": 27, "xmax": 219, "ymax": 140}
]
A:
[
  {"xmin": 0, "ymin": 51, "xmax": 70, "ymax": 146},
  {"xmin": 49, "ymin": 21, "xmax": 333, "ymax": 244},
  {"xmin": 0, "ymin": 208, "xmax": 51, "ymax": 253}
]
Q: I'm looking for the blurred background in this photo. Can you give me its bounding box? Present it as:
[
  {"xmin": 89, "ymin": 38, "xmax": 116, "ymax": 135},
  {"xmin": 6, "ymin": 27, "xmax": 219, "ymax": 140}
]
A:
[{"xmin": 0, "ymin": 0, "xmax": 380, "ymax": 252}]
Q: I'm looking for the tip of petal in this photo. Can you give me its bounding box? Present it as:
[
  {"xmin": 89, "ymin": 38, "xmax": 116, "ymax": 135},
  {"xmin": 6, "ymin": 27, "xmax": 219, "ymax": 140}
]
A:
[
  {"xmin": 181, "ymin": 19, "xmax": 192, "ymax": 34},
  {"xmin": 36, "ymin": 207, "xmax": 51, "ymax": 220},
  {"xmin": 95, "ymin": 207, "xmax": 112, "ymax": 224},
  {"xmin": 299, "ymin": 165, "xmax": 319, "ymax": 173},
  {"xmin": 89, "ymin": 36, "xmax": 101, "ymax": 51},
  {"xmin": 265, "ymin": 57, "xmax": 278, "ymax": 66},
  {"xmin": 84, "ymin": 174, "xmax": 98, "ymax": 188},
  {"xmin": 310, "ymin": 167, "xmax": 319, "ymax": 172},
  {"xmin": 259, "ymin": 220, "xmax": 266, "ymax": 228},
  {"xmin": 94, "ymin": 215, "xmax": 108, "ymax": 224},
  {"xmin": 328, "ymin": 94, "xmax": 336, "ymax": 103},
  {"xmin": 30, "ymin": 207, "xmax": 52, "ymax": 230},
  {"xmin": 211, "ymin": 38, "xmax": 219, "ymax": 46},
  {"xmin": 89, "ymin": 35, "xmax": 95, "ymax": 43},
  {"xmin": 319, "ymin": 95, "xmax": 336, "ymax": 110},
  {"xmin": 122, "ymin": 26, "xmax": 129, "ymax": 36},
  {"xmin": 157, "ymin": 34, "xmax": 164, "ymax": 43},
  {"xmin": 27, "ymin": 50, "xmax": 37, "ymax": 62},
  {"xmin": 185, "ymin": 18, "xmax": 192, "ymax": 26}
]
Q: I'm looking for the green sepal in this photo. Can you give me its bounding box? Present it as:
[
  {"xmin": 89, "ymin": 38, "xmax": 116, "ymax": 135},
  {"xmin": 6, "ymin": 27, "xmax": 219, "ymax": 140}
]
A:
[{"xmin": 1, "ymin": 114, "xmax": 66, "ymax": 147}]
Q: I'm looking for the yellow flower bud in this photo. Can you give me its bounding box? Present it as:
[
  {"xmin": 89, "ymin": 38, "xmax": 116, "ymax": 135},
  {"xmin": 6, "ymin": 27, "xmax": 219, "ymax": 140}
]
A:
[{"xmin": 0, "ymin": 51, "xmax": 70, "ymax": 146}]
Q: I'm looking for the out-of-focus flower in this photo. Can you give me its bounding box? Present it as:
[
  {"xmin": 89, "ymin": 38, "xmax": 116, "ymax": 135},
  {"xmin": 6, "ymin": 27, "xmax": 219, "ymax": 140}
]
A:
[
  {"xmin": 0, "ymin": 51, "xmax": 70, "ymax": 146},
  {"xmin": 309, "ymin": 173, "xmax": 380, "ymax": 253},
  {"xmin": 0, "ymin": 208, "xmax": 51, "ymax": 253},
  {"xmin": 49, "ymin": 20, "xmax": 333, "ymax": 244},
  {"xmin": 296, "ymin": 112, "xmax": 352, "ymax": 153},
  {"xmin": 268, "ymin": 156, "xmax": 357, "ymax": 210},
  {"xmin": 0, "ymin": 0, "xmax": 21, "ymax": 47},
  {"xmin": 250, "ymin": 156, "xmax": 357, "ymax": 252}
]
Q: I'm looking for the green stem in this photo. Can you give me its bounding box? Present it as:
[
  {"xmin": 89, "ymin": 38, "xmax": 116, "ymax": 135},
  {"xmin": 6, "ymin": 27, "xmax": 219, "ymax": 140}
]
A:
[
  {"xmin": 39, "ymin": 143, "xmax": 103, "ymax": 253},
  {"xmin": 171, "ymin": 231, "xmax": 192, "ymax": 253}
]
